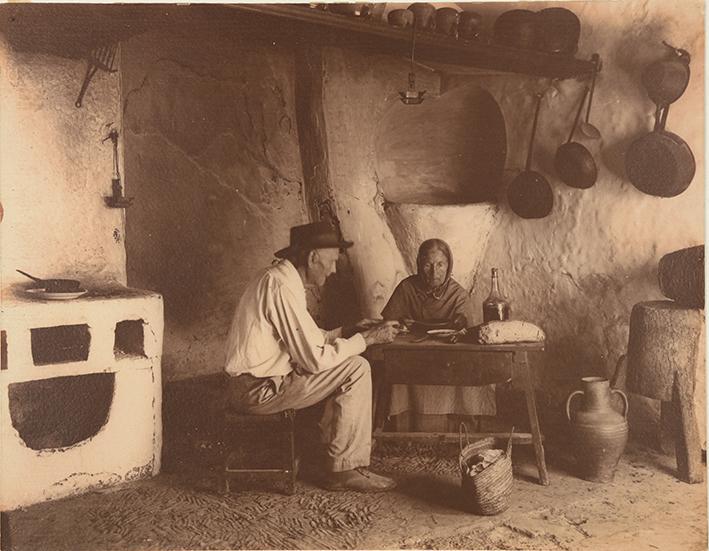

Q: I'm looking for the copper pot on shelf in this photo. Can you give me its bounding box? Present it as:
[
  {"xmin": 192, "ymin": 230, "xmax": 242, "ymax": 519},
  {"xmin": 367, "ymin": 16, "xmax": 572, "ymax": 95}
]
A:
[
  {"xmin": 329, "ymin": 3, "xmax": 373, "ymax": 17},
  {"xmin": 536, "ymin": 7, "xmax": 580, "ymax": 55},
  {"xmin": 435, "ymin": 7, "xmax": 459, "ymax": 37},
  {"xmin": 458, "ymin": 11, "xmax": 482, "ymax": 40},
  {"xmin": 493, "ymin": 9, "xmax": 537, "ymax": 49},
  {"xmin": 408, "ymin": 3, "xmax": 436, "ymax": 31},
  {"xmin": 388, "ymin": 8, "xmax": 414, "ymax": 28}
]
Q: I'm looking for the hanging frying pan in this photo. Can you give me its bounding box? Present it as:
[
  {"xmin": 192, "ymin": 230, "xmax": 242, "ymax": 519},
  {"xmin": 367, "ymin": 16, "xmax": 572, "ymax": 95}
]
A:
[
  {"xmin": 508, "ymin": 93, "xmax": 553, "ymax": 219},
  {"xmin": 625, "ymin": 104, "xmax": 695, "ymax": 197},
  {"xmin": 555, "ymin": 86, "xmax": 598, "ymax": 189},
  {"xmin": 641, "ymin": 41, "xmax": 691, "ymax": 107}
]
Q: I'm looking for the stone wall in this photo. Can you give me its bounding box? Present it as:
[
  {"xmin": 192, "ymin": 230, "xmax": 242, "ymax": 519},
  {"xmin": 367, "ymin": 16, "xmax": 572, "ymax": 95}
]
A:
[{"xmin": 121, "ymin": 25, "xmax": 308, "ymax": 380}]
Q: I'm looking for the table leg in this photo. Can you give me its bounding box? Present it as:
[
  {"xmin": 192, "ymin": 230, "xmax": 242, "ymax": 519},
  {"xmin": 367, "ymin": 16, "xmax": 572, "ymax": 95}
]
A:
[
  {"xmin": 517, "ymin": 351, "xmax": 549, "ymax": 486},
  {"xmin": 373, "ymin": 366, "xmax": 392, "ymax": 437}
]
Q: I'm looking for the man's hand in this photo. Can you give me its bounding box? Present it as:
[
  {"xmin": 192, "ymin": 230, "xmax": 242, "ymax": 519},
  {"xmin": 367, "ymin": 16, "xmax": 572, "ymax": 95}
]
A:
[
  {"xmin": 354, "ymin": 318, "xmax": 384, "ymax": 331},
  {"xmin": 361, "ymin": 320, "xmax": 400, "ymax": 346},
  {"xmin": 342, "ymin": 318, "xmax": 385, "ymax": 338}
]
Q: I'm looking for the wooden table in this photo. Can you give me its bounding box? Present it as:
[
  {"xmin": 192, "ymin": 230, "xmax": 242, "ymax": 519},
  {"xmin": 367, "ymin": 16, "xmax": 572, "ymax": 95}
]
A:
[{"xmin": 369, "ymin": 334, "xmax": 549, "ymax": 486}]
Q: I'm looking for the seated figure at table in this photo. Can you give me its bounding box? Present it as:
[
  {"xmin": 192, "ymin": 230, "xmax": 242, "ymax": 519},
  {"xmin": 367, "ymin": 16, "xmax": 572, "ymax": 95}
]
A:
[
  {"xmin": 224, "ymin": 221, "xmax": 399, "ymax": 492},
  {"xmin": 381, "ymin": 238, "xmax": 496, "ymax": 432}
]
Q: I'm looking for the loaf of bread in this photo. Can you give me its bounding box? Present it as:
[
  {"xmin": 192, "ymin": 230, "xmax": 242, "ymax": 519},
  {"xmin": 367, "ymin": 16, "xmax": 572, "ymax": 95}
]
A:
[{"xmin": 476, "ymin": 320, "xmax": 545, "ymax": 344}]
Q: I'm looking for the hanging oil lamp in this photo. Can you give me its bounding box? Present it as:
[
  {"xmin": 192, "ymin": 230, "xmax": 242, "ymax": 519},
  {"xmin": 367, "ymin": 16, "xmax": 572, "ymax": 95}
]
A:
[
  {"xmin": 399, "ymin": 25, "xmax": 426, "ymax": 105},
  {"xmin": 103, "ymin": 128, "xmax": 133, "ymax": 208}
]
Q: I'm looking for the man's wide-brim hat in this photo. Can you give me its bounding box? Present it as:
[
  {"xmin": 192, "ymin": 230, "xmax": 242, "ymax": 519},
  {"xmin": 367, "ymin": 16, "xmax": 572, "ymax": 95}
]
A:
[{"xmin": 275, "ymin": 221, "xmax": 354, "ymax": 258}]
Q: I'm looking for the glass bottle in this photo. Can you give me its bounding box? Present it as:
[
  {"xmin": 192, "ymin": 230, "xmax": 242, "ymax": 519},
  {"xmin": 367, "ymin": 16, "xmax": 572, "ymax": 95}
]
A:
[{"xmin": 482, "ymin": 268, "xmax": 510, "ymax": 322}]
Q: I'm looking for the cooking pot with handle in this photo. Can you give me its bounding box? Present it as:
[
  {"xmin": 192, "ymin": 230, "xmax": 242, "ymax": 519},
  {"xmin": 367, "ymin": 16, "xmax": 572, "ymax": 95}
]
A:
[
  {"xmin": 641, "ymin": 41, "xmax": 691, "ymax": 106},
  {"xmin": 555, "ymin": 86, "xmax": 598, "ymax": 189},
  {"xmin": 625, "ymin": 104, "xmax": 695, "ymax": 197}
]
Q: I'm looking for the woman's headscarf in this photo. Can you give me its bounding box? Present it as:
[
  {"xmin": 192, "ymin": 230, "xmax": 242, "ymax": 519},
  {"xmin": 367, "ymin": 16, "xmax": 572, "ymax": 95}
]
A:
[{"xmin": 415, "ymin": 238, "xmax": 454, "ymax": 300}]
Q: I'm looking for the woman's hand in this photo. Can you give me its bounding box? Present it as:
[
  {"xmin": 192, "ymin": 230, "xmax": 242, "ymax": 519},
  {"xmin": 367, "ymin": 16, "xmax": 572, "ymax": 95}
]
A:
[{"xmin": 452, "ymin": 314, "xmax": 467, "ymax": 330}]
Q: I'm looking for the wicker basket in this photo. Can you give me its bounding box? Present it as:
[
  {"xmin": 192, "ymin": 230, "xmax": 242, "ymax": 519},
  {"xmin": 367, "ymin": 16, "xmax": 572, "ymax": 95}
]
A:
[{"xmin": 459, "ymin": 425, "xmax": 514, "ymax": 515}]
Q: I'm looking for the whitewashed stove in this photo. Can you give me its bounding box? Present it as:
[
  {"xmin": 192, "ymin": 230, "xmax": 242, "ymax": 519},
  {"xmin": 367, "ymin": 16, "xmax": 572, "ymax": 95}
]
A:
[{"xmin": 0, "ymin": 286, "xmax": 163, "ymax": 510}]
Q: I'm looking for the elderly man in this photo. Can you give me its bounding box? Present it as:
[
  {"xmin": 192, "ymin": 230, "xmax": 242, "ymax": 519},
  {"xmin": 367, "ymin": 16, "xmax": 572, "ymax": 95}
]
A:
[{"xmin": 224, "ymin": 221, "xmax": 399, "ymax": 492}]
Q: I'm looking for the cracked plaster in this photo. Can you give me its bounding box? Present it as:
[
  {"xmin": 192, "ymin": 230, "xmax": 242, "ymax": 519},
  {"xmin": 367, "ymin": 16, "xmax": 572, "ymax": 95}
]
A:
[
  {"xmin": 0, "ymin": 33, "xmax": 126, "ymax": 288},
  {"xmin": 120, "ymin": 29, "xmax": 308, "ymax": 380}
]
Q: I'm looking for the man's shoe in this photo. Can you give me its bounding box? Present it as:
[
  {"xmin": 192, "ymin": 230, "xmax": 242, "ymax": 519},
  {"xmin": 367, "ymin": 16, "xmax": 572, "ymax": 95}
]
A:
[{"xmin": 323, "ymin": 467, "xmax": 397, "ymax": 493}]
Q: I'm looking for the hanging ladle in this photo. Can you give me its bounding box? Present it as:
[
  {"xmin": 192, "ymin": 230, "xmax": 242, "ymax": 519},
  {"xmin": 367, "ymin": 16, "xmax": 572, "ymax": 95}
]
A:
[
  {"xmin": 579, "ymin": 53, "xmax": 602, "ymax": 139},
  {"xmin": 508, "ymin": 93, "xmax": 554, "ymax": 219},
  {"xmin": 554, "ymin": 86, "xmax": 598, "ymax": 189}
]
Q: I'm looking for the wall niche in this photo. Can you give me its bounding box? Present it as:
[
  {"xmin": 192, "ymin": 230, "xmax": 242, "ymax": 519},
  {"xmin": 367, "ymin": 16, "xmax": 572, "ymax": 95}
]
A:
[{"xmin": 375, "ymin": 84, "xmax": 506, "ymax": 205}]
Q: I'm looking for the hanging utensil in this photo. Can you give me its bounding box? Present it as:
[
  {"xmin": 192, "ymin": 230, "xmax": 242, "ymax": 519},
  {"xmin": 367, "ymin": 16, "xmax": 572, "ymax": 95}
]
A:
[
  {"xmin": 16, "ymin": 270, "xmax": 82, "ymax": 293},
  {"xmin": 641, "ymin": 41, "xmax": 691, "ymax": 107},
  {"xmin": 103, "ymin": 129, "xmax": 133, "ymax": 208},
  {"xmin": 579, "ymin": 53, "xmax": 602, "ymax": 139},
  {"xmin": 555, "ymin": 86, "xmax": 598, "ymax": 189},
  {"xmin": 508, "ymin": 93, "xmax": 553, "ymax": 219},
  {"xmin": 625, "ymin": 103, "xmax": 695, "ymax": 197},
  {"xmin": 75, "ymin": 43, "xmax": 118, "ymax": 108},
  {"xmin": 399, "ymin": 24, "xmax": 426, "ymax": 105}
]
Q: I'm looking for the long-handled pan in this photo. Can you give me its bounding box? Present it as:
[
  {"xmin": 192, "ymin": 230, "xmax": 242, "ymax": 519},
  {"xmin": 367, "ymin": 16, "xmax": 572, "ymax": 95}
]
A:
[
  {"xmin": 579, "ymin": 53, "xmax": 602, "ymax": 139},
  {"xmin": 625, "ymin": 103, "xmax": 695, "ymax": 197},
  {"xmin": 16, "ymin": 270, "xmax": 82, "ymax": 292},
  {"xmin": 555, "ymin": 86, "xmax": 598, "ymax": 189},
  {"xmin": 508, "ymin": 93, "xmax": 554, "ymax": 219}
]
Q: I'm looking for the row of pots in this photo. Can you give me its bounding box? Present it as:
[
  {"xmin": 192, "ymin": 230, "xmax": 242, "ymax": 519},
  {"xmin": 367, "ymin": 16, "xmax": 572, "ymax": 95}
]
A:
[{"xmin": 313, "ymin": 4, "xmax": 582, "ymax": 54}]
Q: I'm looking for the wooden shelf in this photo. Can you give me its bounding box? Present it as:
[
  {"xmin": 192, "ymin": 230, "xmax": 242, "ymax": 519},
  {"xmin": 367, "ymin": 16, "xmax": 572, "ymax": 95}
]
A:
[{"xmin": 227, "ymin": 4, "xmax": 596, "ymax": 79}]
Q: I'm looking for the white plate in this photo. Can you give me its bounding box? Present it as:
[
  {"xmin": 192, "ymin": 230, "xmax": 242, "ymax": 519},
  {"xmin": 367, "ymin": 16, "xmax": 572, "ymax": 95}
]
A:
[
  {"xmin": 427, "ymin": 329, "xmax": 458, "ymax": 338},
  {"xmin": 25, "ymin": 288, "xmax": 88, "ymax": 300}
]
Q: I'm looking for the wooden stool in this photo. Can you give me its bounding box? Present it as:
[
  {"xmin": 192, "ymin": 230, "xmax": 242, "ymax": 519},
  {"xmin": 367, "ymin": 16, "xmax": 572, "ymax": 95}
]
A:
[
  {"xmin": 222, "ymin": 409, "xmax": 298, "ymax": 495},
  {"xmin": 627, "ymin": 300, "xmax": 705, "ymax": 483}
]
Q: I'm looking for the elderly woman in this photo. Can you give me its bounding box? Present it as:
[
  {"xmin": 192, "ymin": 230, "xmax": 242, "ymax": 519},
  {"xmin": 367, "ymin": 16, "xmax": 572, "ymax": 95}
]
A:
[{"xmin": 381, "ymin": 238, "xmax": 495, "ymax": 432}]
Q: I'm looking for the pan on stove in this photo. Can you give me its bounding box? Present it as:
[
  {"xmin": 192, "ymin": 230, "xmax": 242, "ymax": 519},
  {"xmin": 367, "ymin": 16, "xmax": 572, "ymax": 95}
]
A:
[{"xmin": 16, "ymin": 269, "xmax": 82, "ymax": 293}]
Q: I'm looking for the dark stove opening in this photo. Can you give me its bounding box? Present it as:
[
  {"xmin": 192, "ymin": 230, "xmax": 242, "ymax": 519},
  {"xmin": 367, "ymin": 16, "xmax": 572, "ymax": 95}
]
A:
[
  {"xmin": 31, "ymin": 324, "xmax": 91, "ymax": 365},
  {"xmin": 114, "ymin": 319, "xmax": 146, "ymax": 359},
  {"xmin": 8, "ymin": 373, "xmax": 115, "ymax": 450}
]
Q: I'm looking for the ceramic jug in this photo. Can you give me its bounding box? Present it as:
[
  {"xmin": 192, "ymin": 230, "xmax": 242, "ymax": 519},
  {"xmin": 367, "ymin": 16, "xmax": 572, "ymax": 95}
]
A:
[{"xmin": 565, "ymin": 377, "xmax": 629, "ymax": 482}]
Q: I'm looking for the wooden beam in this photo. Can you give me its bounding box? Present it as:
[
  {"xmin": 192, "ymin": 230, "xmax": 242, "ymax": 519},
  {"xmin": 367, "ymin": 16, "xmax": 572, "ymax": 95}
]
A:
[
  {"xmin": 227, "ymin": 4, "xmax": 596, "ymax": 79},
  {"xmin": 373, "ymin": 430, "xmax": 539, "ymax": 446}
]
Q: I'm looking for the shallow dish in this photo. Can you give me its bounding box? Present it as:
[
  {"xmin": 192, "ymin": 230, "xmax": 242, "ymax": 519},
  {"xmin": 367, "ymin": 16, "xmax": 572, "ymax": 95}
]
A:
[
  {"xmin": 25, "ymin": 288, "xmax": 88, "ymax": 301},
  {"xmin": 411, "ymin": 318, "xmax": 452, "ymax": 330},
  {"xmin": 427, "ymin": 329, "xmax": 459, "ymax": 339}
]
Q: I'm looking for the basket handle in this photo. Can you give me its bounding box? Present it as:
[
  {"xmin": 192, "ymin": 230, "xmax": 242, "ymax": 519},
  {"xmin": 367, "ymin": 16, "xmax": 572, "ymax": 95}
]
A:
[
  {"xmin": 459, "ymin": 422, "xmax": 471, "ymax": 453},
  {"xmin": 505, "ymin": 426, "xmax": 515, "ymax": 457}
]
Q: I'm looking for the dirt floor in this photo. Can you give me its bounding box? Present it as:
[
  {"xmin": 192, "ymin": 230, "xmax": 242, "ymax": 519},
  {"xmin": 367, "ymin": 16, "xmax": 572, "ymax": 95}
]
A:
[{"xmin": 2, "ymin": 436, "xmax": 706, "ymax": 551}]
